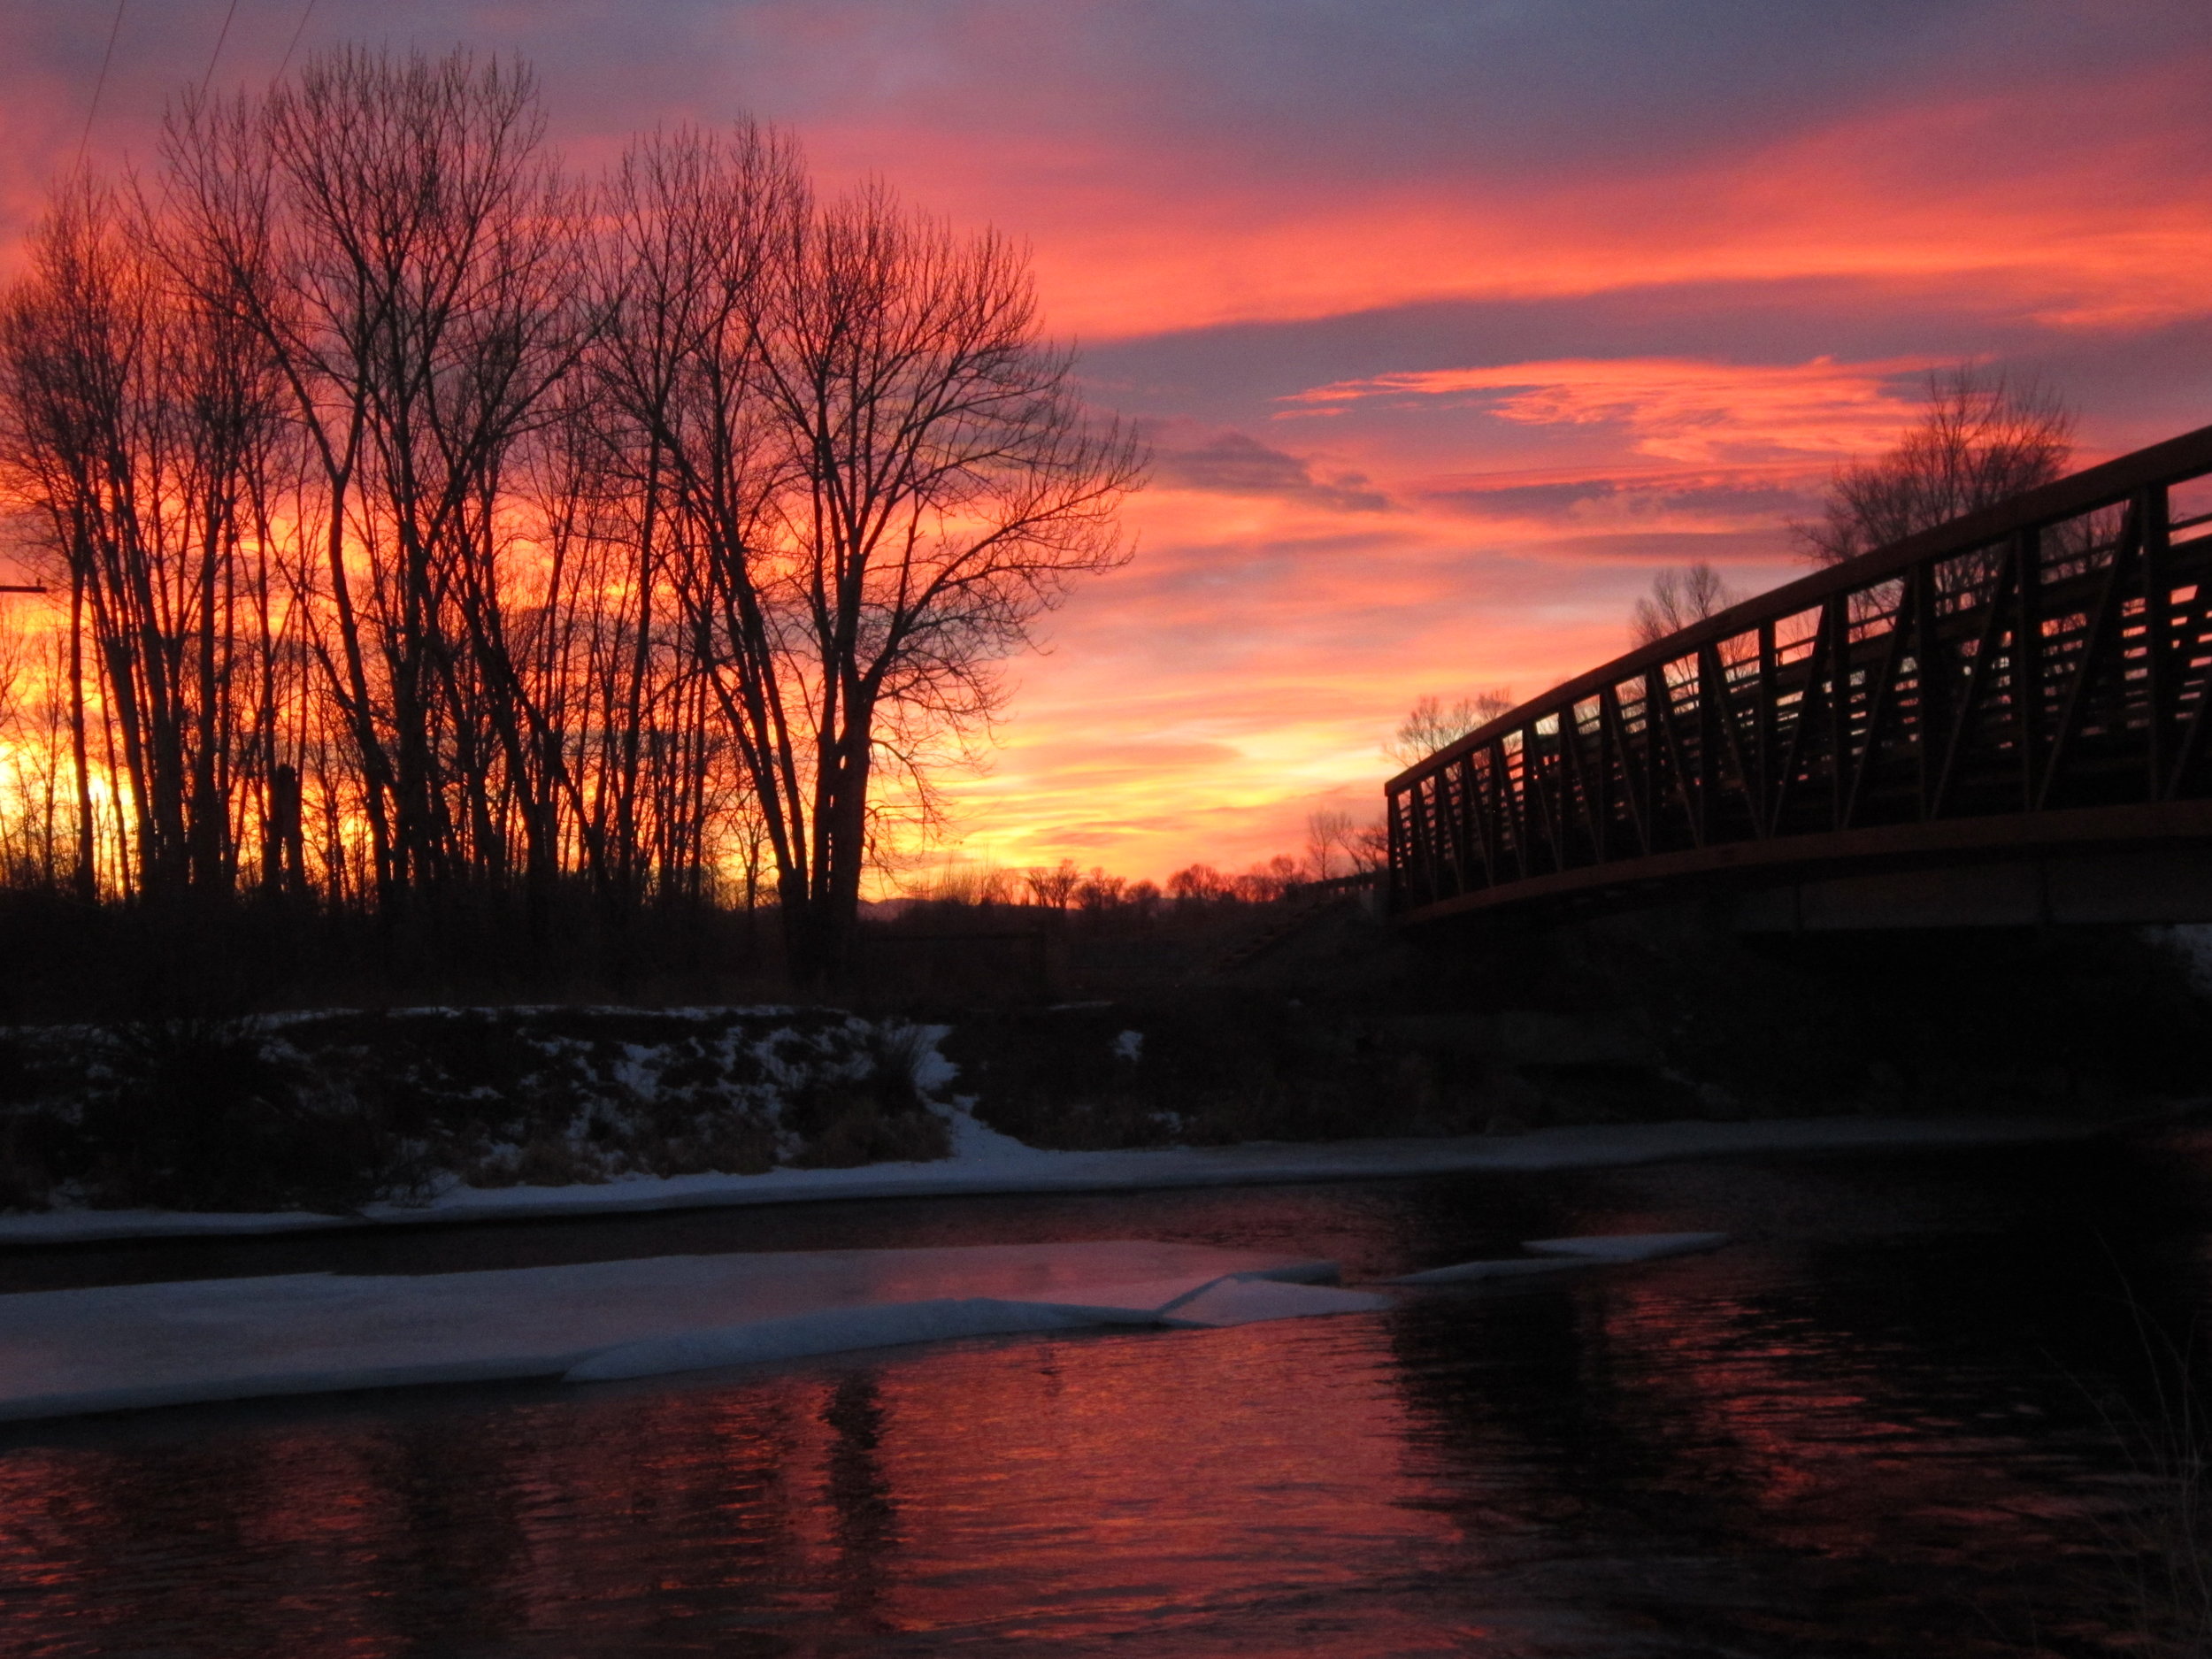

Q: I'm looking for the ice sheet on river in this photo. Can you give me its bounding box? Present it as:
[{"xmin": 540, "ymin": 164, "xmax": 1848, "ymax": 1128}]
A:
[{"xmin": 0, "ymin": 1240, "xmax": 1386, "ymax": 1423}]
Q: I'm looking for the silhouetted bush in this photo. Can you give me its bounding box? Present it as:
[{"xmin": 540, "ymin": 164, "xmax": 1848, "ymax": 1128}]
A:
[
  {"xmin": 71, "ymin": 1019, "xmax": 409, "ymax": 1212},
  {"xmin": 939, "ymin": 996, "xmax": 1521, "ymax": 1149},
  {"xmin": 785, "ymin": 1023, "xmax": 951, "ymax": 1167},
  {"xmin": 0, "ymin": 1006, "xmax": 963, "ymax": 1212}
]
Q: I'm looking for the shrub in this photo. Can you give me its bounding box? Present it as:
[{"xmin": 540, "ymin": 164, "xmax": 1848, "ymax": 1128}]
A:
[
  {"xmin": 75, "ymin": 1018, "xmax": 406, "ymax": 1212},
  {"xmin": 783, "ymin": 1022, "xmax": 951, "ymax": 1168},
  {"xmin": 0, "ymin": 1109, "xmax": 73, "ymax": 1210}
]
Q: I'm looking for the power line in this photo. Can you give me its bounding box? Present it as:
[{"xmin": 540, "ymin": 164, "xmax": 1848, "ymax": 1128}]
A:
[
  {"xmin": 77, "ymin": 0, "xmax": 129, "ymax": 169},
  {"xmin": 201, "ymin": 0, "xmax": 242, "ymax": 95},
  {"xmin": 277, "ymin": 0, "xmax": 318, "ymax": 81}
]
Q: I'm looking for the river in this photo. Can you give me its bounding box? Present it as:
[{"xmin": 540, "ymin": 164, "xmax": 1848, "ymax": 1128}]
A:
[{"xmin": 4, "ymin": 1129, "xmax": 2208, "ymax": 1655}]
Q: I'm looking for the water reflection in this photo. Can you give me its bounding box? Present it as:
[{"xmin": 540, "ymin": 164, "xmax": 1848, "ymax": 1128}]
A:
[
  {"xmin": 823, "ymin": 1373, "xmax": 898, "ymax": 1623},
  {"xmin": 4, "ymin": 1137, "xmax": 2209, "ymax": 1655}
]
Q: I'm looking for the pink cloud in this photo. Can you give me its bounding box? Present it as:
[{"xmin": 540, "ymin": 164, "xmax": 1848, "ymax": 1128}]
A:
[{"xmin": 1283, "ymin": 357, "xmax": 1939, "ymax": 465}]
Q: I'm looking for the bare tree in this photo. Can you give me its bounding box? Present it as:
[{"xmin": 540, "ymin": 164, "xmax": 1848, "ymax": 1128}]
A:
[
  {"xmin": 592, "ymin": 123, "xmax": 805, "ymax": 922},
  {"xmin": 1305, "ymin": 808, "xmax": 1355, "ymax": 879},
  {"xmin": 0, "ymin": 53, "xmax": 1145, "ymax": 983},
  {"xmin": 1074, "ymin": 868, "xmax": 1127, "ymax": 912},
  {"xmin": 1800, "ymin": 364, "xmax": 2074, "ymax": 565},
  {"xmin": 1234, "ymin": 854, "xmax": 1302, "ymax": 902},
  {"xmin": 1166, "ymin": 863, "xmax": 1230, "ymax": 902},
  {"xmin": 0, "ymin": 180, "xmax": 146, "ymax": 902},
  {"xmin": 1308, "ymin": 807, "xmax": 1386, "ymax": 878},
  {"xmin": 1631, "ymin": 561, "xmax": 1739, "ymax": 647},
  {"xmin": 726, "ymin": 177, "xmax": 1142, "ymax": 984},
  {"xmin": 0, "ymin": 178, "xmax": 288, "ymax": 899},
  {"xmin": 1024, "ymin": 859, "xmax": 1080, "ymax": 910},
  {"xmin": 1384, "ymin": 687, "xmax": 1514, "ymax": 769},
  {"xmin": 164, "ymin": 49, "xmax": 593, "ymax": 917}
]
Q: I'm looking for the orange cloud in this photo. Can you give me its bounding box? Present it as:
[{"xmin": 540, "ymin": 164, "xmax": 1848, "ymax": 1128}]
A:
[{"xmin": 1284, "ymin": 356, "xmax": 1938, "ymax": 465}]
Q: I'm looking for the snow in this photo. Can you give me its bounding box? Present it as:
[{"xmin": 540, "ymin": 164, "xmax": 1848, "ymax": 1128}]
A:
[
  {"xmin": 0, "ymin": 1240, "xmax": 1366, "ymax": 1423},
  {"xmin": 0, "ymin": 1113, "xmax": 2095, "ymax": 1248},
  {"xmin": 910, "ymin": 1023, "xmax": 962, "ymax": 1096},
  {"xmin": 1522, "ymin": 1231, "xmax": 1732, "ymax": 1262}
]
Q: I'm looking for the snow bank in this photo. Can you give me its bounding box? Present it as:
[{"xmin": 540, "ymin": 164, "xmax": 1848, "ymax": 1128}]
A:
[
  {"xmin": 0, "ymin": 1113, "xmax": 2093, "ymax": 1248},
  {"xmin": 0, "ymin": 1240, "xmax": 1367, "ymax": 1423}
]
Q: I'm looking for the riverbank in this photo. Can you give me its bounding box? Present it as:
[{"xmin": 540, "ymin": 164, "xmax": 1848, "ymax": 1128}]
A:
[{"xmin": 0, "ymin": 1108, "xmax": 2106, "ymax": 1247}]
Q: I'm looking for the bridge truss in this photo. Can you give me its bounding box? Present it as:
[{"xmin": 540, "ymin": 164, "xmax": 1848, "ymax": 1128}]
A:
[{"xmin": 1387, "ymin": 424, "xmax": 2212, "ymax": 926}]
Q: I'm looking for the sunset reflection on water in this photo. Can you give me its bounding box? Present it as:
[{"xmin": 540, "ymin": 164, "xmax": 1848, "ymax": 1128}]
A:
[{"xmin": 3, "ymin": 1141, "xmax": 2206, "ymax": 1655}]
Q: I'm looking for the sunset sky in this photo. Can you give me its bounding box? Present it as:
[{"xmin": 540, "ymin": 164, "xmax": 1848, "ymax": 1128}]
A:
[{"xmin": 5, "ymin": 0, "xmax": 2212, "ymax": 883}]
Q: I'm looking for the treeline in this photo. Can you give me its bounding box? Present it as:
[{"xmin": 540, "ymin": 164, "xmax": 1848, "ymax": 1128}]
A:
[
  {"xmin": 910, "ymin": 842, "xmax": 1383, "ymax": 917},
  {"xmin": 0, "ymin": 48, "xmax": 1136, "ymax": 984}
]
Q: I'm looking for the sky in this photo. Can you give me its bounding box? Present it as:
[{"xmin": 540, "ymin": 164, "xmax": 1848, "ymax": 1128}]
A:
[{"xmin": 4, "ymin": 0, "xmax": 2212, "ymax": 883}]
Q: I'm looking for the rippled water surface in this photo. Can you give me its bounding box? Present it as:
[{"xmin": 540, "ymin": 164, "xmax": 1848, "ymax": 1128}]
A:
[{"xmin": 8, "ymin": 1133, "xmax": 2212, "ymax": 1656}]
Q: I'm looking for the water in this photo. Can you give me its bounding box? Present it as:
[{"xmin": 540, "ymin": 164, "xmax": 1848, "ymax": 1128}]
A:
[{"xmin": 5, "ymin": 1133, "xmax": 2212, "ymax": 1656}]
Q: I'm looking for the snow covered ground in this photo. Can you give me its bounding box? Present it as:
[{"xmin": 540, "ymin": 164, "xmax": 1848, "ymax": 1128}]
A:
[
  {"xmin": 0, "ymin": 1110, "xmax": 2097, "ymax": 1247},
  {"xmin": 0, "ymin": 1240, "xmax": 1386, "ymax": 1423}
]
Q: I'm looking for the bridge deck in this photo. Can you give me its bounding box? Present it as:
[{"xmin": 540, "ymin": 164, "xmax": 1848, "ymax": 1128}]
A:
[{"xmin": 1387, "ymin": 423, "xmax": 2212, "ymax": 926}]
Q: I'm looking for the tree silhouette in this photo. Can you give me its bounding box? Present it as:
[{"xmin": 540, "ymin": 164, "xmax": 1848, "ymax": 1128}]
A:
[
  {"xmin": 1024, "ymin": 860, "xmax": 1080, "ymax": 910},
  {"xmin": 1632, "ymin": 561, "xmax": 1739, "ymax": 646},
  {"xmin": 1384, "ymin": 688, "xmax": 1515, "ymax": 768},
  {"xmin": 1800, "ymin": 364, "xmax": 2074, "ymax": 565},
  {"xmin": 0, "ymin": 50, "xmax": 1144, "ymax": 989}
]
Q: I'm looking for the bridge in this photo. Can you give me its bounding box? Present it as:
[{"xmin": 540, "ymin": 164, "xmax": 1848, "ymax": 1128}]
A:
[{"xmin": 1386, "ymin": 422, "xmax": 2212, "ymax": 931}]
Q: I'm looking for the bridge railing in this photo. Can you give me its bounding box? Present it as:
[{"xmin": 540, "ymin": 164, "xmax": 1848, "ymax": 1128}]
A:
[{"xmin": 1386, "ymin": 422, "xmax": 2212, "ymax": 920}]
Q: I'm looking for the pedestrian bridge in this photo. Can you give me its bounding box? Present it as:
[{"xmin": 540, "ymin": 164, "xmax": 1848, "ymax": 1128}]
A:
[{"xmin": 1386, "ymin": 423, "xmax": 2212, "ymax": 931}]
